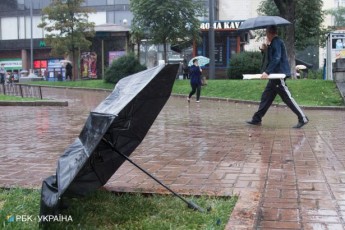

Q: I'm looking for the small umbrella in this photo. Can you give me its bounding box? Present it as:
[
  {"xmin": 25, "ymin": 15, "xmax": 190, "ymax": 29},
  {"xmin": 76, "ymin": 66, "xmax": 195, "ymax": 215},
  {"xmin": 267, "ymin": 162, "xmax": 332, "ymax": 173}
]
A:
[
  {"xmin": 238, "ymin": 16, "xmax": 291, "ymax": 31},
  {"xmin": 188, "ymin": 56, "xmax": 210, "ymax": 67},
  {"xmin": 296, "ymin": 64, "xmax": 307, "ymax": 70},
  {"xmin": 40, "ymin": 64, "xmax": 206, "ymax": 219},
  {"xmin": 60, "ymin": 60, "xmax": 72, "ymax": 67},
  {"xmin": 60, "ymin": 60, "xmax": 72, "ymax": 64}
]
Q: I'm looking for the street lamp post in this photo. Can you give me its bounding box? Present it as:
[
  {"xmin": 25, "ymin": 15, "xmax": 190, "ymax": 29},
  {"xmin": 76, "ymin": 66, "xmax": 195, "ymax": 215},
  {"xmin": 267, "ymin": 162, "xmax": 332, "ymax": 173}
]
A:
[
  {"xmin": 30, "ymin": 0, "xmax": 33, "ymax": 72},
  {"xmin": 28, "ymin": 0, "xmax": 38, "ymax": 78},
  {"xmin": 208, "ymin": 0, "xmax": 215, "ymax": 79}
]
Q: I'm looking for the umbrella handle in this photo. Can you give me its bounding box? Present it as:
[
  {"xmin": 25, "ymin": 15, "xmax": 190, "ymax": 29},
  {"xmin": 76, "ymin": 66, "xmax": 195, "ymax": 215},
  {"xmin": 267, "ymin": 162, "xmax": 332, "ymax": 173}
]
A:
[{"xmin": 101, "ymin": 138, "xmax": 207, "ymax": 213}]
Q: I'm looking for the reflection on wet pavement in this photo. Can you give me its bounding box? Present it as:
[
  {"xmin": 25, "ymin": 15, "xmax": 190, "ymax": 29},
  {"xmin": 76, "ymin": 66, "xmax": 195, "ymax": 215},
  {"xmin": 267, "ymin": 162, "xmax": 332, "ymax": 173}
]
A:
[{"xmin": 1, "ymin": 87, "xmax": 345, "ymax": 229}]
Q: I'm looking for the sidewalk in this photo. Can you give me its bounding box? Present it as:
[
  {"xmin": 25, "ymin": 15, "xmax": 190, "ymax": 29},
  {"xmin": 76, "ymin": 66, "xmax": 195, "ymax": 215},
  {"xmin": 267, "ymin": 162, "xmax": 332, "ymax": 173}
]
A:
[{"xmin": 1, "ymin": 87, "xmax": 345, "ymax": 229}]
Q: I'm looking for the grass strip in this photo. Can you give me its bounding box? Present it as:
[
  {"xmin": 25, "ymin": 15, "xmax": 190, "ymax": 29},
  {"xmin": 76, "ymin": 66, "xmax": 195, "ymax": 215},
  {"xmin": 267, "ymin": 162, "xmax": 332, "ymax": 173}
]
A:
[{"xmin": 0, "ymin": 188, "xmax": 237, "ymax": 230}]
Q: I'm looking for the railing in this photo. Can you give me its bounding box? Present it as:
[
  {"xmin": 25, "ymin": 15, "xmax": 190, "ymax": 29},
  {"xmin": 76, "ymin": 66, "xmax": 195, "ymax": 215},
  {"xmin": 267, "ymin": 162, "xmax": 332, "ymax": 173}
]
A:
[{"xmin": 0, "ymin": 84, "xmax": 43, "ymax": 99}]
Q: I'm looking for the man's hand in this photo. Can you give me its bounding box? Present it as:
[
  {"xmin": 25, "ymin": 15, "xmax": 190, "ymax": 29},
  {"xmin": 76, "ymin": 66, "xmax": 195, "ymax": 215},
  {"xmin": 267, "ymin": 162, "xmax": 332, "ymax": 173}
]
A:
[{"xmin": 261, "ymin": 72, "xmax": 269, "ymax": 79}]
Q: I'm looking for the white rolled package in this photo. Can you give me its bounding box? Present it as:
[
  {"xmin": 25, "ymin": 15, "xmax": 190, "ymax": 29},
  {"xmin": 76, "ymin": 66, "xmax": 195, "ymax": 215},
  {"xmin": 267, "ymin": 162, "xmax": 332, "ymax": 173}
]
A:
[{"xmin": 243, "ymin": 74, "xmax": 286, "ymax": 80}]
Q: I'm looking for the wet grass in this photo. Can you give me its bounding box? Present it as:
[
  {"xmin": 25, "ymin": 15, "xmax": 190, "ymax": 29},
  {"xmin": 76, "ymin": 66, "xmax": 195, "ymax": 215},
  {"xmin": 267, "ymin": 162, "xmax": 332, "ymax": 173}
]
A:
[
  {"xmin": 17, "ymin": 78, "xmax": 345, "ymax": 106},
  {"xmin": 0, "ymin": 188, "xmax": 237, "ymax": 230},
  {"xmin": 174, "ymin": 79, "xmax": 344, "ymax": 106},
  {"xmin": 26, "ymin": 79, "xmax": 115, "ymax": 90},
  {"xmin": 0, "ymin": 95, "xmax": 42, "ymax": 101}
]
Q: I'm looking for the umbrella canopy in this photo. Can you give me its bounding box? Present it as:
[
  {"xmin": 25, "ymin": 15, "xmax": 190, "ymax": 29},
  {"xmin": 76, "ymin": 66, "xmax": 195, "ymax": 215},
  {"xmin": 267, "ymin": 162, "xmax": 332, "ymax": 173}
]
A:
[
  {"xmin": 40, "ymin": 64, "xmax": 179, "ymax": 216},
  {"xmin": 60, "ymin": 60, "xmax": 72, "ymax": 67},
  {"xmin": 296, "ymin": 65, "xmax": 307, "ymax": 70},
  {"xmin": 188, "ymin": 56, "xmax": 210, "ymax": 67},
  {"xmin": 238, "ymin": 16, "xmax": 291, "ymax": 31}
]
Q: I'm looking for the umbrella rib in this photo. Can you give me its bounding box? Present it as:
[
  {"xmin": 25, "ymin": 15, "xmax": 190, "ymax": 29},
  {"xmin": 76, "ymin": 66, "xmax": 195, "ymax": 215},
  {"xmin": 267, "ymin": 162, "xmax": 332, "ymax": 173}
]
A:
[{"xmin": 101, "ymin": 137, "xmax": 206, "ymax": 213}]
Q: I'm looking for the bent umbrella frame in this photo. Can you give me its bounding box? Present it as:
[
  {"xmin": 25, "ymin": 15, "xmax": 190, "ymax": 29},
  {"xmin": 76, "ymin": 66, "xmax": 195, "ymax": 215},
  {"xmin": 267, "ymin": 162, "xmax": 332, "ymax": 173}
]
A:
[{"xmin": 40, "ymin": 64, "xmax": 207, "ymax": 221}]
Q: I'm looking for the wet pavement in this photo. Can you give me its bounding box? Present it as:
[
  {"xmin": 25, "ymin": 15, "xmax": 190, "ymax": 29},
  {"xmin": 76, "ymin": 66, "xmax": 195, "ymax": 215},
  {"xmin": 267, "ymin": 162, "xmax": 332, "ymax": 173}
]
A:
[{"xmin": 1, "ymin": 87, "xmax": 345, "ymax": 229}]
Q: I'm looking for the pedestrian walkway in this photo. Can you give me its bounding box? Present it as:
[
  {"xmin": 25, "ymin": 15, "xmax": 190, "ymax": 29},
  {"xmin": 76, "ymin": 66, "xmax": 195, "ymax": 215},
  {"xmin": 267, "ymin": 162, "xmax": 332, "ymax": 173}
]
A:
[{"xmin": 1, "ymin": 87, "xmax": 345, "ymax": 229}]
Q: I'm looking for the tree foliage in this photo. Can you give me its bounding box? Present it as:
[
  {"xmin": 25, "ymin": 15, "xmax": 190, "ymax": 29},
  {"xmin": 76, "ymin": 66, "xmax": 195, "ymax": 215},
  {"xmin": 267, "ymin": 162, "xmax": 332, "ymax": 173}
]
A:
[
  {"xmin": 257, "ymin": 0, "xmax": 327, "ymax": 77},
  {"xmin": 39, "ymin": 0, "xmax": 95, "ymax": 56},
  {"xmin": 258, "ymin": 0, "xmax": 326, "ymax": 50},
  {"xmin": 38, "ymin": 0, "xmax": 95, "ymax": 79},
  {"xmin": 326, "ymin": 6, "xmax": 345, "ymax": 27},
  {"xmin": 130, "ymin": 0, "xmax": 205, "ymax": 61}
]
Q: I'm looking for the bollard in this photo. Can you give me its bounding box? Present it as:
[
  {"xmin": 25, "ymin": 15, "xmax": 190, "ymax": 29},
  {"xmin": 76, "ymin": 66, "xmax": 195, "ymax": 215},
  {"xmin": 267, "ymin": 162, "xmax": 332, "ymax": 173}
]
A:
[{"xmin": 19, "ymin": 84, "xmax": 23, "ymax": 98}]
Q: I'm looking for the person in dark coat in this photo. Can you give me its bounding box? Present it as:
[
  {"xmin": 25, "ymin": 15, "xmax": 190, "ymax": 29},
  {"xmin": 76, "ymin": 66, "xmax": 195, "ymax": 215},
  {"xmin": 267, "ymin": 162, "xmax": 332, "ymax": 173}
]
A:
[
  {"xmin": 246, "ymin": 25, "xmax": 308, "ymax": 128},
  {"xmin": 65, "ymin": 62, "xmax": 73, "ymax": 81},
  {"xmin": 0, "ymin": 63, "xmax": 5, "ymax": 84},
  {"xmin": 183, "ymin": 59, "xmax": 189, "ymax": 79},
  {"xmin": 187, "ymin": 59, "xmax": 202, "ymax": 103}
]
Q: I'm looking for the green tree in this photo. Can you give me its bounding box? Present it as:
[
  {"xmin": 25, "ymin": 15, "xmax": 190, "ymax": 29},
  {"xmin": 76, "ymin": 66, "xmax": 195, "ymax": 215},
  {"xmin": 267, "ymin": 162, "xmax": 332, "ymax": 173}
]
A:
[
  {"xmin": 104, "ymin": 53, "xmax": 146, "ymax": 84},
  {"xmin": 130, "ymin": 27, "xmax": 146, "ymax": 60},
  {"xmin": 130, "ymin": 0, "xmax": 205, "ymax": 62},
  {"xmin": 257, "ymin": 0, "xmax": 326, "ymax": 77},
  {"xmin": 326, "ymin": 6, "xmax": 345, "ymax": 27},
  {"xmin": 38, "ymin": 0, "xmax": 95, "ymax": 80},
  {"xmin": 227, "ymin": 51, "xmax": 262, "ymax": 79}
]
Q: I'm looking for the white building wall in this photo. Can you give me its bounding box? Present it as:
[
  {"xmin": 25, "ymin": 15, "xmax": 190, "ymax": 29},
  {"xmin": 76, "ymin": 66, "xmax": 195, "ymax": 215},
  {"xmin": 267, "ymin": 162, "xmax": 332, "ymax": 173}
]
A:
[
  {"xmin": 88, "ymin": 12, "xmax": 107, "ymax": 25},
  {"xmin": 0, "ymin": 12, "xmax": 108, "ymax": 40},
  {"xmin": 219, "ymin": 0, "xmax": 262, "ymax": 52},
  {"xmin": 18, "ymin": 17, "xmax": 25, "ymax": 39},
  {"xmin": 25, "ymin": 16, "xmax": 44, "ymax": 39},
  {"xmin": 219, "ymin": 0, "xmax": 261, "ymax": 20},
  {"xmin": 1, "ymin": 17, "xmax": 18, "ymax": 40}
]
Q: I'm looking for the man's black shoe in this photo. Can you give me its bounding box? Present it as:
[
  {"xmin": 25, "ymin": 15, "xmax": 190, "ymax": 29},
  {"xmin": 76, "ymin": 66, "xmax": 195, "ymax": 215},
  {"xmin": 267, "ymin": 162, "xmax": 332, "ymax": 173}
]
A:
[
  {"xmin": 293, "ymin": 117, "xmax": 309, "ymax": 129},
  {"xmin": 246, "ymin": 120, "xmax": 261, "ymax": 126}
]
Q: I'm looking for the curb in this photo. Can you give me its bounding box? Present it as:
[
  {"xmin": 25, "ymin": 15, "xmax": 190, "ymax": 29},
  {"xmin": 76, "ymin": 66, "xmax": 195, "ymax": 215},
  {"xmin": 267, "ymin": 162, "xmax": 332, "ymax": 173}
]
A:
[
  {"xmin": 172, "ymin": 94, "xmax": 345, "ymax": 111},
  {"xmin": 27, "ymin": 84, "xmax": 113, "ymax": 92},
  {"xmin": 0, "ymin": 101, "xmax": 68, "ymax": 106}
]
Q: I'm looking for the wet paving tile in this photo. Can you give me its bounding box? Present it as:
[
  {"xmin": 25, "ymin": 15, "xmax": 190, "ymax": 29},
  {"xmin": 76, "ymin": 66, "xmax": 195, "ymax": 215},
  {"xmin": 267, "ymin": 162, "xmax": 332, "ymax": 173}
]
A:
[{"xmin": 1, "ymin": 87, "xmax": 345, "ymax": 229}]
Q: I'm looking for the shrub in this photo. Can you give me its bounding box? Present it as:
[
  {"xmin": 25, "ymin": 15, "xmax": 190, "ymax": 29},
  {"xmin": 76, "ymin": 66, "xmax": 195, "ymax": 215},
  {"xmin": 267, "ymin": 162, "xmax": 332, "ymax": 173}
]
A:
[
  {"xmin": 104, "ymin": 53, "xmax": 147, "ymax": 83},
  {"xmin": 227, "ymin": 51, "xmax": 262, "ymax": 79},
  {"xmin": 306, "ymin": 69, "xmax": 323, "ymax": 79}
]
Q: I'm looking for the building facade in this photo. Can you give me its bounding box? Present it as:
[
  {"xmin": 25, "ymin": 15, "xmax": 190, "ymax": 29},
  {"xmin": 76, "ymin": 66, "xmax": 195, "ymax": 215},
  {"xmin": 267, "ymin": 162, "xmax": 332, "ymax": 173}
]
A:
[
  {"xmin": 0, "ymin": 0, "xmax": 132, "ymax": 79},
  {"xmin": 1, "ymin": 0, "xmax": 334, "ymax": 79}
]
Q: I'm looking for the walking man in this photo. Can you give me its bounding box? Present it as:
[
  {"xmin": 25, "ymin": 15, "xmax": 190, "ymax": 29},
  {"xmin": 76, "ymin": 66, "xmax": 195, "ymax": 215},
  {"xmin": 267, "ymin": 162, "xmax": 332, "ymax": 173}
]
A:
[{"xmin": 246, "ymin": 25, "xmax": 308, "ymax": 128}]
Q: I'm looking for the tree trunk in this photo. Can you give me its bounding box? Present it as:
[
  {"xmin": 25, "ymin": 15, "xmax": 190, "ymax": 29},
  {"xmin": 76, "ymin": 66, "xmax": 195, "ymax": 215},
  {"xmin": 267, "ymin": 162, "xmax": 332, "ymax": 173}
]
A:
[
  {"xmin": 163, "ymin": 42, "xmax": 167, "ymax": 63},
  {"xmin": 274, "ymin": 0, "xmax": 296, "ymax": 78},
  {"xmin": 137, "ymin": 40, "xmax": 140, "ymax": 60},
  {"xmin": 71, "ymin": 49, "xmax": 79, "ymax": 81}
]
